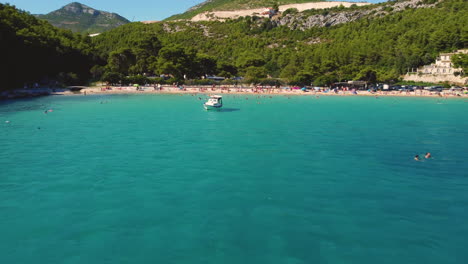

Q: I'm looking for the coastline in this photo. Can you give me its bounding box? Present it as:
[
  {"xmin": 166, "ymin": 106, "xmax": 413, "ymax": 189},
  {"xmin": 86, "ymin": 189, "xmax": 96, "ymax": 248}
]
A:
[
  {"xmin": 3, "ymin": 85, "xmax": 467, "ymax": 100},
  {"xmin": 60, "ymin": 85, "xmax": 468, "ymax": 98}
]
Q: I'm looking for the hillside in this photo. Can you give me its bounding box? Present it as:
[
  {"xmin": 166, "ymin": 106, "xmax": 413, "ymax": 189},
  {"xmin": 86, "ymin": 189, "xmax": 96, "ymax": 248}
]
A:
[
  {"xmin": 36, "ymin": 2, "xmax": 130, "ymax": 33},
  {"xmin": 0, "ymin": 3, "xmax": 93, "ymax": 89},
  {"xmin": 2, "ymin": 0, "xmax": 466, "ymax": 89},
  {"xmin": 189, "ymin": 2, "xmax": 371, "ymax": 22},
  {"xmin": 93, "ymin": 0, "xmax": 467, "ymax": 85},
  {"xmin": 167, "ymin": 0, "xmax": 333, "ymax": 20}
]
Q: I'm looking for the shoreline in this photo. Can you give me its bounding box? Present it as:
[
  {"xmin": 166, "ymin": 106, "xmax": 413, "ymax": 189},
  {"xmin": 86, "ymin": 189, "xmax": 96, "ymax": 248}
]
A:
[
  {"xmin": 64, "ymin": 86, "xmax": 468, "ymax": 98},
  {"xmin": 3, "ymin": 85, "xmax": 467, "ymax": 100}
]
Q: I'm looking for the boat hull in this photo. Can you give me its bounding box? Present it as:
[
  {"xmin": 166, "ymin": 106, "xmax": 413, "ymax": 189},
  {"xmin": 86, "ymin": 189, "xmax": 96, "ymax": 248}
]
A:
[{"xmin": 203, "ymin": 104, "xmax": 222, "ymax": 110}]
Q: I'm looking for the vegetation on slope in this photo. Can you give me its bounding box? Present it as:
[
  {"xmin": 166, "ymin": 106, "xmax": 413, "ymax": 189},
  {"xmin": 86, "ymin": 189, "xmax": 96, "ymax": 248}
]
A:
[
  {"xmin": 93, "ymin": 0, "xmax": 467, "ymax": 85},
  {"xmin": 2, "ymin": 0, "xmax": 466, "ymax": 90},
  {"xmin": 1, "ymin": 3, "xmax": 94, "ymax": 90},
  {"xmin": 36, "ymin": 2, "xmax": 130, "ymax": 34}
]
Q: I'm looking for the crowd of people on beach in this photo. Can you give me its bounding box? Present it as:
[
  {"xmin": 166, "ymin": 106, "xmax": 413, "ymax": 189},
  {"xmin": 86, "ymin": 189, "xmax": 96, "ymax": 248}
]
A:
[{"xmin": 84, "ymin": 84, "xmax": 468, "ymax": 97}]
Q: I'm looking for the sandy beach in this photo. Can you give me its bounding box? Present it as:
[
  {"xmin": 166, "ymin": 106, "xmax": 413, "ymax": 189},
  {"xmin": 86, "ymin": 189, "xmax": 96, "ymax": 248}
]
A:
[{"xmin": 65, "ymin": 85, "xmax": 468, "ymax": 98}]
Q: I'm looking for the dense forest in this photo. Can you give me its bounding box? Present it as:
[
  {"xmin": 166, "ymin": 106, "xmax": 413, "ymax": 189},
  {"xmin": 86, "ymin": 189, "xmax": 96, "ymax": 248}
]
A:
[
  {"xmin": 1, "ymin": 0, "xmax": 467, "ymax": 91},
  {"xmin": 92, "ymin": 0, "xmax": 467, "ymax": 86},
  {"xmin": 0, "ymin": 3, "xmax": 94, "ymax": 89}
]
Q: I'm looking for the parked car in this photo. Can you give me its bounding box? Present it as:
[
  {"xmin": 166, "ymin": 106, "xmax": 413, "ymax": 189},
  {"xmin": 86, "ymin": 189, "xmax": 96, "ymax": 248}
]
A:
[
  {"xmin": 425, "ymin": 86, "xmax": 443, "ymax": 92},
  {"xmin": 399, "ymin": 85, "xmax": 414, "ymax": 92}
]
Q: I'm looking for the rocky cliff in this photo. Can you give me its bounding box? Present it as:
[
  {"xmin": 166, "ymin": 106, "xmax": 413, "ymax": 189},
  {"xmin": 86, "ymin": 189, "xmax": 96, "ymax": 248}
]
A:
[{"xmin": 275, "ymin": 0, "xmax": 438, "ymax": 30}]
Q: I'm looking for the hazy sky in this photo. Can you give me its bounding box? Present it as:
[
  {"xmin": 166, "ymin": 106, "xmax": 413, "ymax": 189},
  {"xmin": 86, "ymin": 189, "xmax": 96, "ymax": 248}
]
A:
[{"xmin": 2, "ymin": 0, "xmax": 384, "ymax": 21}]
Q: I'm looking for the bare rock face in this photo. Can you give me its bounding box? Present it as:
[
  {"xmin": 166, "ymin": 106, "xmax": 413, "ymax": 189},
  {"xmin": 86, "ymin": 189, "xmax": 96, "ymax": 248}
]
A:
[
  {"xmin": 63, "ymin": 2, "xmax": 100, "ymax": 16},
  {"xmin": 274, "ymin": 0, "xmax": 438, "ymax": 30}
]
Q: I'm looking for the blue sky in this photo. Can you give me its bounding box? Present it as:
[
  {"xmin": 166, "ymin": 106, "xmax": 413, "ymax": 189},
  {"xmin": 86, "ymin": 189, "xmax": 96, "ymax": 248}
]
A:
[{"xmin": 2, "ymin": 0, "xmax": 384, "ymax": 21}]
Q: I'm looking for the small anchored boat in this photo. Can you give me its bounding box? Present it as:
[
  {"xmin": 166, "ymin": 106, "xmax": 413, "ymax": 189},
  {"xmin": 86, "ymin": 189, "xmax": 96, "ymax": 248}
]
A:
[{"xmin": 203, "ymin": 95, "xmax": 223, "ymax": 110}]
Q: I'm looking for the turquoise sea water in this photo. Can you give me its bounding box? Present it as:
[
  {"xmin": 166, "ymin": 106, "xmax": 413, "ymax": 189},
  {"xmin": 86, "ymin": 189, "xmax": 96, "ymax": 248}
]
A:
[{"xmin": 1, "ymin": 94, "xmax": 468, "ymax": 264}]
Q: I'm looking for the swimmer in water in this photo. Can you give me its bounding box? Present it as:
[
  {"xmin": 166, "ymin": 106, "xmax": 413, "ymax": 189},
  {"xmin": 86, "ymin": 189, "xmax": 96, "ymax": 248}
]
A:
[
  {"xmin": 414, "ymin": 155, "xmax": 420, "ymax": 161},
  {"xmin": 425, "ymin": 152, "xmax": 431, "ymax": 159}
]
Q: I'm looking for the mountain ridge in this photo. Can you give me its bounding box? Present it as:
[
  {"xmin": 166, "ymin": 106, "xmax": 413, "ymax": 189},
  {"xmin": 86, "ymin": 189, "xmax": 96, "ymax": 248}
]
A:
[{"xmin": 35, "ymin": 2, "xmax": 130, "ymax": 34}]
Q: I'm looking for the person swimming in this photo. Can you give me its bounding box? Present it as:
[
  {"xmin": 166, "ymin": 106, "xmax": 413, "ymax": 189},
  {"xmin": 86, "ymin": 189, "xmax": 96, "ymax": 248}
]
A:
[
  {"xmin": 425, "ymin": 152, "xmax": 431, "ymax": 159},
  {"xmin": 414, "ymin": 155, "xmax": 420, "ymax": 161}
]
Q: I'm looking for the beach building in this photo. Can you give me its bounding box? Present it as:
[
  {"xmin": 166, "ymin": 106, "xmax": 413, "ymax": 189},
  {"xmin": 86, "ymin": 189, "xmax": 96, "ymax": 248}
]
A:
[
  {"xmin": 416, "ymin": 50, "xmax": 466, "ymax": 75},
  {"xmin": 404, "ymin": 49, "xmax": 467, "ymax": 85}
]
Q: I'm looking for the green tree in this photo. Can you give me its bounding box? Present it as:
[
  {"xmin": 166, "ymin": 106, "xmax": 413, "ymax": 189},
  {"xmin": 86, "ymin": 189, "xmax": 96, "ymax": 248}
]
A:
[
  {"xmin": 291, "ymin": 71, "xmax": 314, "ymax": 86},
  {"xmin": 155, "ymin": 45, "xmax": 197, "ymax": 80},
  {"xmin": 280, "ymin": 63, "xmax": 299, "ymax": 80},
  {"xmin": 90, "ymin": 65, "xmax": 106, "ymax": 80},
  {"xmin": 355, "ymin": 67, "xmax": 377, "ymax": 83},
  {"xmin": 107, "ymin": 48, "xmax": 136, "ymax": 75},
  {"xmin": 236, "ymin": 52, "xmax": 266, "ymax": 68},
  {"xmin": 196, "ymin": 54, "xmax": 217, "ymax": 77},
  {"xmin": 244, "ymin": 66, "xmax": 267, "ymax": 84},
  {"xmin": 313, "ymin": 74, "xmax": 336, "ymax": 87},
  {"xmin": 217, "ymin": 62, "xmax": 238, "ymax": 78},
  {"xmin": 101, "ymin": 72, "xmax": 124, "ymax": 85},
  {"xmin": 451, "ymin": 54, "xmax": 468, "ymax": 74}
]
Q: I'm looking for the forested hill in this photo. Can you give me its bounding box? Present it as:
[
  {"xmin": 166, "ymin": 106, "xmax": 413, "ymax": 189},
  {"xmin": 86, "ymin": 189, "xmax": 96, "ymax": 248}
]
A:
[
  {"xmin": 2, "ymin": 0, "xmax": 467, "ymax": 91},
  {"xmin": 1, "ymin": 3, "xmax": 94, "ymax": 90},
  {"xmin": 92, "ymin": 0, "xmax": 467, "ymax": 85},
  {"xmin": 35, "ymin": 2, "xmax": 130, "ymax": 33}
]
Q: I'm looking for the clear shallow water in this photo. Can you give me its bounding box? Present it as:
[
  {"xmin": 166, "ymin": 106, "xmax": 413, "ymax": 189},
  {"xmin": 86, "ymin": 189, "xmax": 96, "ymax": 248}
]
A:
[{"xmin": 1, "ymin": 94, "xmax": 468, "ymax": 264}]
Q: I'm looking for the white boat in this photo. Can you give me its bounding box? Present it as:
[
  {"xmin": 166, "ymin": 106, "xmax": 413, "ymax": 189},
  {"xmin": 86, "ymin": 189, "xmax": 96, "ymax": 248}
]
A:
[{"xmin": 204, "ymin": 95, "xmax": 223, "ymax": 110}]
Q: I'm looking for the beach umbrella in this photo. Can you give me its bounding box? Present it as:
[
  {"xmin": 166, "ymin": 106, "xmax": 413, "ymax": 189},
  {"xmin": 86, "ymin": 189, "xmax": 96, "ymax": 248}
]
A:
[{"xmin": 301, "ymin": 87, "xmax": 307, "ymax": 91}]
